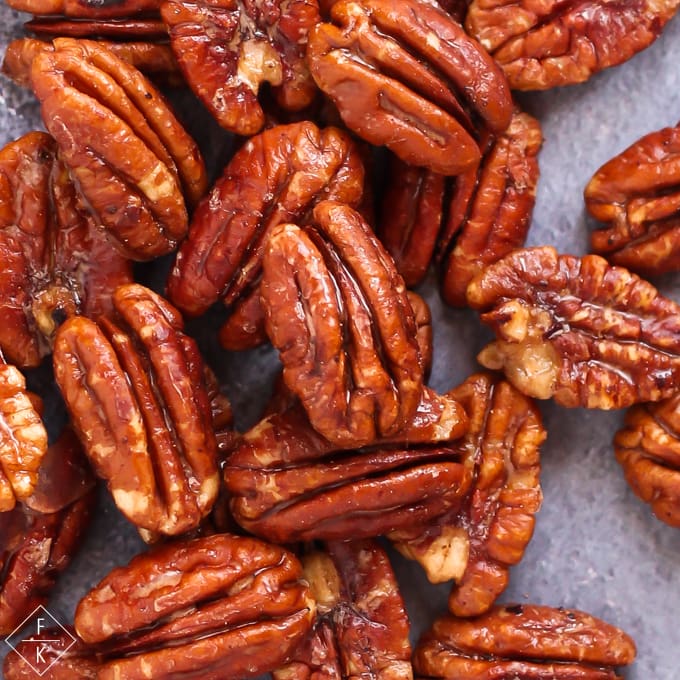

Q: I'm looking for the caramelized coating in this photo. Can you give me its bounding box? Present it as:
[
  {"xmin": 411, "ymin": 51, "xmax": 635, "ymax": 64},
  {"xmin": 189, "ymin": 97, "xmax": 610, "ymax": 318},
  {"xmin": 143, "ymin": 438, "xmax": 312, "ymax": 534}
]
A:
[
  {"xmin": 25, "ymin": 17, "xmax": 168, "ymax": 39},
  {"xmin": 6, "ymin": 0, "xmax": 161, "ymax": 19}
]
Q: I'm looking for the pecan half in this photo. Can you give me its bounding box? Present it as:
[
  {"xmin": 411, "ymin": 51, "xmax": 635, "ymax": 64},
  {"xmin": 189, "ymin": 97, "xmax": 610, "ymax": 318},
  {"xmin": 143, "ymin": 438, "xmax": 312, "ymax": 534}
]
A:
[
  {"xmin": 586, "ymin": 123, "xmax": 680, "ymax": 276},
  {"xmin": 413, "ymin": 604, "xmax": 636, "ymax": 679},
  {"xmin": 466, "ymin": 0, "xmax": 680, "ymax": 90},
  {"xmin": 167, "ymin": 121, "xmax": 364, "ymax": 349},
  {"xmin": 0, "ymin": 131, "xmax": 133, "ymax": 368},
  {"xmin": 468, "ymin": 246, "xmax": 680, "ymax": 409},
  {"xmin": 25, "ymin": 17, "xmax": 168, "ymax": 39},
  {"xmin": 73, "ymin": 534, "xmax": 315, "ymax": 680},
  {"xmin": 307, "ymin": 0, "xmax": 512, "ymax": 175},
  {"xmin": 30, "ymin": 38, "xmax": 207, "ymax": 260},
  {"xmin": 53, "ymin": 283, "xmax": 221, "ymax": 536},
  {"xmin": 161, "ymin": 0, "xmax": 320, "ymax": 135},
  {"xmin": 6, "ymin": 0, "xmax": 160, "ymax": 18},
  {"xmin": 274, "ymin": 539, "xmax": 413, "ymax": 680},
  {"xmin": 392, "ymin": 373, "xmax": 544, "ymax": 616}
]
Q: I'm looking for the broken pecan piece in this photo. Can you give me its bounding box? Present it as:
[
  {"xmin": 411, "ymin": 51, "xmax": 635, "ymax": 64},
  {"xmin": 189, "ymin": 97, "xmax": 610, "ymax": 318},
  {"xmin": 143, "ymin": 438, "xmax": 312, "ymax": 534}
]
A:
[
  {"xmin": 30, "ymin": 38, "xmax": 207, "ymax": 260},
  {"xmin": 468, "ymin": 246, "xmax": 680, "ymax": 409},
  {"xmin": 466, "ymin": 0, "xmax": 680, "ymax": 90},
  {"xmin": 307, "ymin": 0, "xmax": 512, "ymax": 175},
  {"xmin": 274, "ymin": 539, "xmax": 412, "ymax": 680},
  {"xmin": 53, "ymin": 283, "xmax": 222, "ymax": 536},
  {"xmin": 414, "ymin": 604, "xmax": 636, "ymax": 679},
  {"xmin": 586, "ymin": 122, "xmax": 680, "ymax": 276}
]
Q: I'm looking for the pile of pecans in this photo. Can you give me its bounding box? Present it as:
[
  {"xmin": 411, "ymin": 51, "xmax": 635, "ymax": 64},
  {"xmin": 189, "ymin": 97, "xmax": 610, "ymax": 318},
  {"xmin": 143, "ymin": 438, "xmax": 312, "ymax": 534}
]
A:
[{"xmin": 1, "ymin": 0, "xmax": 680, "ymax": 677}]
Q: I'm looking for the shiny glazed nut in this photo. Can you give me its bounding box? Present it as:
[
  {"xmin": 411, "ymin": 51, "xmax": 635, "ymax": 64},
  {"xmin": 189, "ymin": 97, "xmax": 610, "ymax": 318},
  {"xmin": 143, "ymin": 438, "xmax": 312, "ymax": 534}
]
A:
[
  {"xmin": 25, "ymin": 17, "xmax": 169, "ymax": 40},
  {"xmin": 274, "ymin": 539, "xmax": 413, "ymax": 680},
  {"xmin": 586, "ymin": 123, "xmax": 680, "ymax": 276},
  {"xmin": 73, "ymin": 534, "xmax": 316, "ymax": 680},
  {"xmin": 391, "ymin": 373, "xmax": 544, "ymax": 616},
  {"xmin": 161, "ymin": 0, "xmax": 320, "ymax": 135},
  {"xmin": 30, "ymin": 38, "xmax": 207, "ymax": 260},
  {"xmin": 468, "ymin": 246, "xmax": 680, "ymax": 409},
  {"xmin": 413, "ymin": 604, "xmax": 636, "ymax": 679},
  {"xmin": 167, "ymin": 122, "xmax": 364, "ymax": 348},
  {"xmin": 307, "ymin": 0, "xmax": 513, "ymax": 175},
  {"xmin": 6, "ymin": 0, "xmax": 160, "ymax": 18},
  {"xmin": 466, "ymin": 0, "xmax": 680, "ymax": 90},
  {"xmin": 53, "ymin": 283, "xmax": 221, "ymax": 536}
]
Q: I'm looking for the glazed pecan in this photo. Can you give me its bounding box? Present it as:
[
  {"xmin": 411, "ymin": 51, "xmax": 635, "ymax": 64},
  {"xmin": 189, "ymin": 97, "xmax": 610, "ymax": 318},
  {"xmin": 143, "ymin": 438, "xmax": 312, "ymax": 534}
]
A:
[
  {"xmin": 586, "ymin": 123, "xmax": 680, "ymax": 276},
  {"xmin": 25, "ymin": 17, "xmax": 168, "ymax": 39},
  {"xmin": 391, "ymin": 373, "xmax": 544, "ymax": 616},
  {"xmin": 466, "ymin": 0, "xmax": 680, "ymax": 90},
  {"xmin": 53, "ymin": 283, "xmax": 222, "ymax": 536},
  {"xmin": 167, "ymin": 121, "xmax": 364, "ymax": 349},
  {"xmin": 307, "ymin": 0, "xmax": 513, "ymax": 175},
  {"xmin": 274, "ymin": 539, "xmax": 413, "ymax": 680},
  {"xmin": 30, "ymin": 38, "xmax": 207, "ymax": 260},
  {"xmin": 413, "ymin": 604, "xmax": 636, "ymax": 679},
  {"xmin": 0, "ymin": 131, "xmax": 132, "ymax": 368},
  {"xmin": 161, "ymin": 0, "xmax": 320, "ymax": 135},
  {"xmin": 614, "ymin": 394, "xmax": 680, "ymax": 527},
  {"xmin": 72, "ymin": 534, "xmax": 315, "ymax": 680},
  {"xmin": 6, "ymin": 0, "xmax": 160, "ymax": 18},
  {"xmin": 468, "ymin": 246, "xmax": 680, "ymax": 409}
]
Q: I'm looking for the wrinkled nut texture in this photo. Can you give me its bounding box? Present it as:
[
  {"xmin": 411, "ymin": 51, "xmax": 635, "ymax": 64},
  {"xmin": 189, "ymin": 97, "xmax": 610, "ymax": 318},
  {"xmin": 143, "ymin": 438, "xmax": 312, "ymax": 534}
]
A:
[
  {"xmin": 167, "ymin": 121, "xmax": 364, "ymax": 348},
  {"xmin": 30, "ymin": 38, "xmax": 207, "ymax": 260},
  {"xmin": 6, "ymin": 0, "xmax": 160, "ymax": 18},
  {"xmin": 413, "ymin": 604, "xmax": 636, "ymax": 679},
  {"xmin": 53, "ymin": 283, "xmax": 221, "ymax": 536},
  {"xmin": 274, "ymin": 539, "xmax": 412, "ymax": 680},
  {"xmin": 225, "ymin": 393, "xmax": 469, "ymax": 543},
  {"xmin": 615, "ymin": 394, "xmax": 680, "ymax": 527},
  {"xmin": 161, "ymin": 0, "xmax": 320, "ymax": 135},
  {"xmin": 586, "ymin": 122, "xmax": 680, "ymax": 276},
  {"xmin": 466, "ymin": 0, "xmax": 680, "ymax": 90},
  {"xmin": 468, "ymin": 246, "xmax": 680, "ymax": 409},
  {"xmin": 307, "ymin": 0, "xmax": 513, "ymax": 175},
  {"xmin": 73, "ymin": 534, "xmax": 316, "ymax": 680},
  {"xmin": 392, "ymin": 373, "xmax": 544, "ymax": 616}
]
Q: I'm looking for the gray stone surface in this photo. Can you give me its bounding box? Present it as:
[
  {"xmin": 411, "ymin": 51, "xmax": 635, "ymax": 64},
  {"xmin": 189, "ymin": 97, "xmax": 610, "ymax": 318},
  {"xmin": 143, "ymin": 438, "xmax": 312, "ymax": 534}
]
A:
[{"xmin": 1, "ymin": 8, "xmax": 680, "ymax": 679}]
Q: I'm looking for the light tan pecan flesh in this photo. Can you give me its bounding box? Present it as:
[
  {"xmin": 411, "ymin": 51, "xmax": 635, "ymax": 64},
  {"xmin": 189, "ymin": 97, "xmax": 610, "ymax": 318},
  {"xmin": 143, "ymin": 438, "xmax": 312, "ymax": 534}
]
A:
[
  {"xmin": 468, "ymin": 246, "xmax": 680, "ymax": 409},
  {"xmin": 53, "ymin": 283, "xmax": 221, "ymax": 536},
  {"xmin": 30, "ymin": 38, "xmax": 207, "ymax": 260},
  {"xmin": 466, "ymin": 0, "xmax": 680, "ymax": 90},
  {"xmin": 307, "ymin": 0, "xmax": 512, "ymax": 175},
  {"xmin": 413, "ymin": 604, "xmax": 636, "ymax": 680},
  {"xmin": 586, "ymin": 122, "xmax": 680, "ymax": 276}
]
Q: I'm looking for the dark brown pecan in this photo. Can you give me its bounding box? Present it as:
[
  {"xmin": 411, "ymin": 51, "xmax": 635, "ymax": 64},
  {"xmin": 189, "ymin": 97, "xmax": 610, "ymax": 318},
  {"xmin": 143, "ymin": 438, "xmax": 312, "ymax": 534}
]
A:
[
  {"xmin": 586, "ymin": 123, "xmax": 680, "ymax": 276},
  {"xmin": 468, "ymin": 246, "xmax": 680, "ymax": 409},
  {"xmin": 25, "ymin": 17, "xmax": 168, "ymax": 39},
  {"xmin": 413, "ymin": 604, "xmax": 636, "ymax": 679},
  {"xmin": 466, "ymin": 0, "xmax": 680, "ymax": 90},
  {"xmin": 0, "ymin": 131, "xmax": 133, "ymax": 368},
  {"xmin": 161, "ymin": 0, "xmax": 320, "ymax": 135},
  {"xmin": 72, "ymin": 534, "xmax": 315, "ymax": 680},
  {"xmin": 274, "ymin": 539, "xmax": 412, "ymax": 680},
  {"xmin": 30, "ymin": 38, "xmax": 207, "ymax": 260},
  {"xmin": 307, "ymin": 0, "xmax": 513, "ymax": 175},
  {"xmin": 53, "ymin": 283, "xmax": 222, "ymax": 536},
  {"xmin": 6, "ymin": 0, "xmax": 160, "ymax": 18},
  {"xmin": 167, "ymin": 121, "xmax": 364, "ymax": 348},
  {"xmin": 391, "ymin": 373, "xmax": 544, "ymax": 616},
  {"xmin": 614, "ymin": 394, "xmax": 680, "ymax": 527}
]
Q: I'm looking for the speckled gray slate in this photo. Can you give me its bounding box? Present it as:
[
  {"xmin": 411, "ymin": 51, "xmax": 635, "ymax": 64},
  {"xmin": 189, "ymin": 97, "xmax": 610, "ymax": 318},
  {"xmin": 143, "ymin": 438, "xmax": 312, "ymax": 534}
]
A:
[{"xmin": 1, "ymin": 8, "xmax": 680, "ymax": 679}]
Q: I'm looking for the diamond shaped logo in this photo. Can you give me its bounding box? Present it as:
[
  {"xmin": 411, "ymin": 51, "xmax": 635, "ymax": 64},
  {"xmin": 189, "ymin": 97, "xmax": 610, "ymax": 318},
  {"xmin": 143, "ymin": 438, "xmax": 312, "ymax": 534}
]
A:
[{"xmin": 4, "ymin": 605, "xmax": 76, "ymax": 676}]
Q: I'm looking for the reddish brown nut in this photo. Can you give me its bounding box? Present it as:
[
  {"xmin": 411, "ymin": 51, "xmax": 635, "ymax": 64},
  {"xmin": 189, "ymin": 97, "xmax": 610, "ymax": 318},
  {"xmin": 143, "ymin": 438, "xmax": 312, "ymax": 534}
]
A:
[
  {"xmin": 30, "ymin": 38, "xmax": 207, "ymax": 260},
  {"xmin": 391, "ymin": 373, "xmax": 544, "ymax": 616},
  {"xmin": 72, "ymin": 534, "xmax": 315, "ymax": 680},
  {"xmin": 467, "ymin": 246, "xmax": 680, "ymax": 409},
  {"xmin": 274, "ymin": 539, "xmax": 412, "ymax": 680},
  {"xmin": 307, "ymin": 0, "xmax": 513, "ymax": 175},
  {"xmin": 466, "ymin": 0, "xmax": 680, "ymax": 90},
  {"xmin": 0, "ymin": 131, "xmax": 133, "ymax": 368},
  {"xmin": 53, "ymin": 283, "xmax": 222, "ymax": 536},
  {"xmin": 413, "ymin": 604, "xmax": 636, "ymax": 679},
  {"xmin": 167, "ymin": 121, "xmax": 364, "ymax": 348},
  {"xmin": 6, "ymin": 0, "xmax": 160, "ymax": 18},
  {"xmin": 586, "ymin": 123, "xmax": 680, "ymax": 276},
  {"xmin": 25, "ymin": 17, "xmax": 168, "ymax": 40},
  {"xmin": 161, "ymin": 0, "xmax": 320, "ymax": 135}
]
